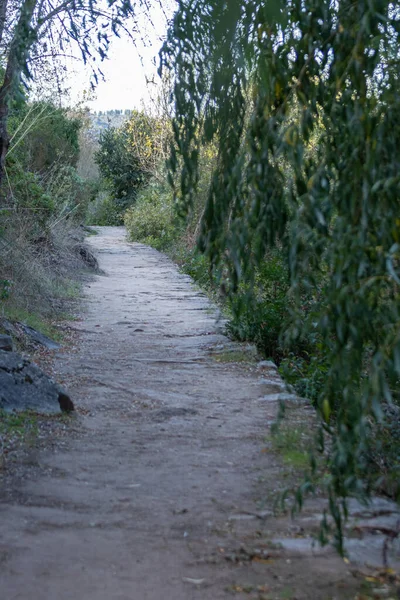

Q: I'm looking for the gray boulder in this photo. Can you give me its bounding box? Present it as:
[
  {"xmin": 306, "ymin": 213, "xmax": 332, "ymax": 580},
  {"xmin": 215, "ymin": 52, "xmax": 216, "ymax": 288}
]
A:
[
  {"xmin": 17, "ymin": 323, "xmax": 61, "ymax": 350},
  {"xmin": 0, "ymin": 318, "xmax": 18, "ymax": 337},
  {"xmin": 0, "ymin": 350, "xmax": 73, "ymax": 414},
  {"xmin": 0, "ymin": 335, "xmax": 14, "ymax": 352},
  {"xmin": 77, "ymin": 245, "xmax": 99, "ymax": 270}
]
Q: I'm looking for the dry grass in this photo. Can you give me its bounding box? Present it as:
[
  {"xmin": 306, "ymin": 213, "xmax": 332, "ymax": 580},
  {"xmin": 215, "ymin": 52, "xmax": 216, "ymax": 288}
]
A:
[{"xmin": 0, "ymin": 210, "xmax": 93, "ymax": 321}]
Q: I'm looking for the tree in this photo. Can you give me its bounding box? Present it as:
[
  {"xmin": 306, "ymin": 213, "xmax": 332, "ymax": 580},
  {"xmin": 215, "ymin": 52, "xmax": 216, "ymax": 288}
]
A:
[
  {"xmin": 95, "ymin": 110, "xmax": 165, "ymax": 212},
  {"xmin": 161, "ymin": 0, "xmax": 400, "ymax": 552},
  {"xmin": 0, "ymin": 0, "xmax": 149, "ymax": 186}
]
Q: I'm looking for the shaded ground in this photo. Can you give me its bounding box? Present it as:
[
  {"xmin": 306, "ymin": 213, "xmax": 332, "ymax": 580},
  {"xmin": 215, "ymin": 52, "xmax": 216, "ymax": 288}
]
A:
[{"xmin": 0, "ymin": 227, "xmax": 399, "ymax": 600}]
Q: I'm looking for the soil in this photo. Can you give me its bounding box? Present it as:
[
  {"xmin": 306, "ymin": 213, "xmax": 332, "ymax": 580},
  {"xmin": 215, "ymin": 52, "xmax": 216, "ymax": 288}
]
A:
[{"xmin": 0, "ymin": 227, "xmax": 399, "ymax": 600}]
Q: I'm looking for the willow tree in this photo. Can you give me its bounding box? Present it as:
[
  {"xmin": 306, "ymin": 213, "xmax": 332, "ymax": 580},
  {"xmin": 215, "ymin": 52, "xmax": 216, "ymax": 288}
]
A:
[{"xmin": 161, "ymin": 0, "xmax": 400, "ymax": 552}]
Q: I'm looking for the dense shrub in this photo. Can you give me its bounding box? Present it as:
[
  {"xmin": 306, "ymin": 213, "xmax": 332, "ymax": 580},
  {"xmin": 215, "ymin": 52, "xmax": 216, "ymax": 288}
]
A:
[
  {"xmin": 124, "ymin": 183, "xmax": 177, "ymax": 250},
  {"xmin": 8, "ymin": 102, "xmax": 81, "ymax": 173},
  {"xmin": 226, "ymin": 252, "xmax": 290, "ymax": 362},
  {"xmin": 85, "ymin": 191, "xmax": 123, "ymax": 226},
  {"xmin": 171, "ymin": 245, "xmax": 214, "ymax": 291},
  {"xmin": 94, "ymin": 110, "xmax": 168, "ymax": 222}
]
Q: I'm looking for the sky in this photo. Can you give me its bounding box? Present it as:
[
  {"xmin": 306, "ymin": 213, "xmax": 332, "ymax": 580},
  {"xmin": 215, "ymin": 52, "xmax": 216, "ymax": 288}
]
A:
[{"xmin": 67, "ymin": 1, "xmax": 174, "ymax": 113}]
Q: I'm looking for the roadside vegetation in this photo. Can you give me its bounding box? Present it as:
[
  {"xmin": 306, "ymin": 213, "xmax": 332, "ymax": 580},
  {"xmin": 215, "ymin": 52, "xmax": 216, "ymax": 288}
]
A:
[
  {"xmin": 0, "ymin": 0, "xmax": 159, "ymax": 335},
  {"xmin": 0, "ymin": 97, "xmax": 98, "ymax": 338}
]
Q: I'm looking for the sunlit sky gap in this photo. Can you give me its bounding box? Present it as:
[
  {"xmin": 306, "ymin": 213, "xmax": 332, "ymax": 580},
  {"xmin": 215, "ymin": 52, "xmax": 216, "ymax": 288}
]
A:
[{"xmin": 66, "ymin": 1, "xmax": 175, "ymax": 112}]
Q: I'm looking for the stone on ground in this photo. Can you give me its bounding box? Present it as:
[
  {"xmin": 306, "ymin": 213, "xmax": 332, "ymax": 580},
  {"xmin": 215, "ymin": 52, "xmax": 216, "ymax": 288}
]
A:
[{"xmin": 0, "ymin": 350, "xmax": 73, "ymax": 414}]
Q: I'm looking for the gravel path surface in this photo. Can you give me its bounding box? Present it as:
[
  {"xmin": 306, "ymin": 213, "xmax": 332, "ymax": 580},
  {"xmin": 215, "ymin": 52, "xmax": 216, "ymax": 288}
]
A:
[{"xmin": 1, "ymin": 227, "xmax": 395, "ymax": 600}]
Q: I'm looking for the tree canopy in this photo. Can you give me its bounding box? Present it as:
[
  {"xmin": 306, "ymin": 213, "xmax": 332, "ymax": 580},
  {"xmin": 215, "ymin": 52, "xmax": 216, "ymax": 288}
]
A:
[
  {"xmin": 95, "ymin": 110, "xmax": 164, "ymax": 214},
  {"xmin": 0, "ymin": 0, "xmax": 152, "ymax": 185}
]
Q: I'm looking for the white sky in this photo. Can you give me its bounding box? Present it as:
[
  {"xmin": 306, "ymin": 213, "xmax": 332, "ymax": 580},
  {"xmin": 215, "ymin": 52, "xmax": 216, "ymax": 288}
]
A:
[{"xmin": 67, "ymin": 1, "xmax": 174, "ymax": 112}]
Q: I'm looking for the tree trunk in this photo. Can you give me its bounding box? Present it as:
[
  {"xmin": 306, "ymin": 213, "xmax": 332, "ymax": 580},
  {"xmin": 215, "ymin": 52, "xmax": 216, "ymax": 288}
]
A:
[
  {"xmin": 0, "ymin": 0, "xmax": 8, "ymax": 46},
  {"xmin": 0, "ymin": 0, "xmax": 37, "ymax": 187}
]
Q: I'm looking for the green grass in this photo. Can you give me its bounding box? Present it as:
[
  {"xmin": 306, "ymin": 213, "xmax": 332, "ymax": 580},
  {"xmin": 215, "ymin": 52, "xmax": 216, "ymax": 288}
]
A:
[
  {"xmin": 1, "ymin": 275, "xmax": 82, "ymax": 344},
  {"xmin": 213, "ymin": 349, "xmax": 257, "ymax": 364},
  {"xmin": 1, "ymin": 306, "xmax": 61, "ymax": 341},
  {"xmin": 271, "ymin": 423, "xmax": 311, "ymax": 470},
  {"xmin": 0, "ymin": 410, "xmax": 39, "ymax": 448}
]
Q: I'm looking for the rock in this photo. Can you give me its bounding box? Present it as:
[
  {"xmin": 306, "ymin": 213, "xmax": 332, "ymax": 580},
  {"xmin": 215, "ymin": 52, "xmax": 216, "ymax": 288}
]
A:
[
  {"xmin": 258, "ymin": 360, "xmax": 278, "ymax": 370},
  {"xmin": 0, "ymin": 335, "xmax": 14, "ymax": 352},
  {"xmin": 17, "ymin": 323, "xmax": 61, "ymax": 350},
  {"xmin": 0, "ymin": 318, "xmax": 18, "ymax": 337},
  {"xmin": 80, "ymin": 224, "xmax": 94, "ymax": 234},
  {"xmin": 77, "ymin": 245, "xmax": 99, "ymax": 270},
  {"xmin": 0, "ymin": 350, "xmax": 74, "ymax": 414},
  {"xmin": 278, "ymin": 392, "xmax": 309, "ymax": 406}
]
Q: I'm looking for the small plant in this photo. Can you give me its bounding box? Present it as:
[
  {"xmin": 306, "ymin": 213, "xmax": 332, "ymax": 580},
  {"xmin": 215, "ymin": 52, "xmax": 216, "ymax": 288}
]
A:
[
  {"xmin": 271, "ymin": 422, "xmax": 311, "ymax": 470},
  {"xmin": 0, "ymin": 410, "xmax": 39, "ymax": 457},
  {"xmin": 279, "ymin": 351, "xmax": 329, "ymax": 405},
  {"xmin": 0, "ymin": 279, "xmax": 12, "ymax": 301}
]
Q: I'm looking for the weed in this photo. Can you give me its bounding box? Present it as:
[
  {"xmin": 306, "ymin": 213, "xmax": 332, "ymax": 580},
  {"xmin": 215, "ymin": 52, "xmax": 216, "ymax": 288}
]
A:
[
  {"xmin": 213, "ymin": 349, "xmax": 257, "ymax": 364},
  {"xmin": 271, "ymin": 422, "xmax": 311, "ymax": 471},
  {"xmin": 0, "ymin": 410, "xmax": 39, "ymax": 454}
]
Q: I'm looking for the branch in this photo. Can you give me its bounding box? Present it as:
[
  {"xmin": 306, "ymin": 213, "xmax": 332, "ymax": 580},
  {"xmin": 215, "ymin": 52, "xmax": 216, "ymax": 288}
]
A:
[{"xmin": 35, "ymin": 0, "xmax": 75, "ymax": 31}]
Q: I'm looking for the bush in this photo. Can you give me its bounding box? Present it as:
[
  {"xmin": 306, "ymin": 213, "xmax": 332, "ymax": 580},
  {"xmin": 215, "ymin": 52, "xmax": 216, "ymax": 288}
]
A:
[
  {"xmin": 124, "ymin": 183, "xmax": 177, "ymax": 250},
  {"xmin": 8, "ymin": 101, "xmax": 81, "ymax": 173},
  {"xmin": 226, "ymin": 252, "xmax": 289, "ymax": 361},
  {"xmin": 86, "ymin": 191, "xmax": 124, "ymax": 226},
  {"xmin": 279, "ymin": 351, "xmax": 329, "ymax": 404},
  {"xmin": 95, "ymin": 110, "xmax": 168, "ymax": 214},
  {"xmin": 0, "ymin": 99, "xmax": 99, "ymax": 324},
  {"xmin": 6, "ymin": 163, "xmax": 55, "ymax": 228},
  {"xmin": 172, "ymin": 246, "xmax": 214, "ymax": 290}
]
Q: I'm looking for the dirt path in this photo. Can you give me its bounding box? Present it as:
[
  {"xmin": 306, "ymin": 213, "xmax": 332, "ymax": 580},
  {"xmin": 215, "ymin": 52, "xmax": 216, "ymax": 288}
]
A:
[{"xmin": 0, "ymin": 227, "xmax": 398, "ymax": 600}]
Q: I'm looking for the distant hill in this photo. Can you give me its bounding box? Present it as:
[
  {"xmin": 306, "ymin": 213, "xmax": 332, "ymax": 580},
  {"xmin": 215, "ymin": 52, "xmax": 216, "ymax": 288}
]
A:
[{"xmin": 88, "ymin": 110, "xmax": 132, "ymax": 138}]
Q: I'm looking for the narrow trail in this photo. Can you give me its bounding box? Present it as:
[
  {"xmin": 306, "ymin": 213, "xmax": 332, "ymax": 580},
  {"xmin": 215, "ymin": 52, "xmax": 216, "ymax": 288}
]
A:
[{"xmin": 1, "ymin": 227, "xmax": 396, "ymax": 599}]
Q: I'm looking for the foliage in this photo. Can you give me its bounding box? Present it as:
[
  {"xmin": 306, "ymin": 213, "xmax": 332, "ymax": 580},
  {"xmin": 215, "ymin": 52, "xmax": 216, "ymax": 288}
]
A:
[
  {"xmin": 3, "ymin": 101, "xmax": 89, "ymax": 227},
  {"xmin": 5, "ymin": 161, "xmax": 55, "ymax": 225},
  {"xmin": 364, "ymin": 405, "xmax": 400, "ymax": 500},
  {"xmin": 95, "ymin": 110, "xmax": 167, "ymax": 220},
  {"xmin": 86, "ymin": 191, "xmax": 123, "ymax": 226},
  {"xmin": 8, "ymin": 102, "xmax": 81, "ymax": 173},
  {"xmin": 124, "ymin": 182, "xmax": 177, "ymax": 250},
  {"xmin": 0, "ymin": 96, "xmax": 98, "ymax": 321},
  {"xmin": 161, "ymin": 0, "xmax": 400, "ymax": 552},
  {"xmin": 226, "ymin": 251, "xmax": 290, "ymax": 363},
  {"xmin": 171, "ymin": 245, "xmax": 214, "ymax": 291},
  {"xmin": 0, "ymin": 0, "xmax": 146, "ymax": 189},
  {"xmin": 95, "ymin": 126, "xmax": 144, "ymax": 213},
  {"xmin": 279, "ymin": 351, "xmax": 329, "ymax": 405}
]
